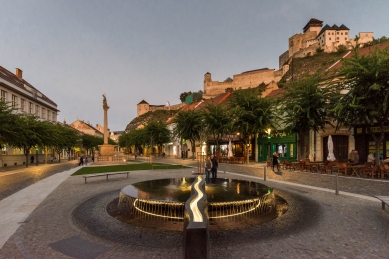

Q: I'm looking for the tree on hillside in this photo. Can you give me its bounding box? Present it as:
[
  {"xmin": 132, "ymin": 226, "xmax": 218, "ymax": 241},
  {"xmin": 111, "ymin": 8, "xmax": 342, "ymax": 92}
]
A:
[
  {"xmin": 179, "ymin": 91, "xmax": 192, "ymax": 103},
  {"xmin": 229, "ymin": 89, "xmax": 276, "ymax": 164},
  {"xmin": 332, "ymin": 45, "xmax": 389, "ymax": 164},
  {"xmin": 173, "ymin": 110, "xmax": 203, "ymax": 160},
  {"xmin": 279, "ymin": 74, "xmax": 335, "ymax": 160}
]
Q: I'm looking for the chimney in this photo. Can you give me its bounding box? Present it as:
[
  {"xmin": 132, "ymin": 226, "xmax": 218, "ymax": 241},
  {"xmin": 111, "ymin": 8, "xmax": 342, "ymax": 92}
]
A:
[{"xmin": 15, "ymin": 68, "xmax": 23, "ymax": 79}]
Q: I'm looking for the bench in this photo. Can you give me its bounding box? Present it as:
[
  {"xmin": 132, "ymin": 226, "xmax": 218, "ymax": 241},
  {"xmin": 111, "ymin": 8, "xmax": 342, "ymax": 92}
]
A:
[
  {"xmin": 151, "ymin": 164, "xmax": 184, "ymax": 170},
  {"xmin": 83, "ymin": 172, "xmax": 130, "ymax": 184},
  {"xmin": 374, "ymin": 196, "xmax": 389, "ymax": 210}
]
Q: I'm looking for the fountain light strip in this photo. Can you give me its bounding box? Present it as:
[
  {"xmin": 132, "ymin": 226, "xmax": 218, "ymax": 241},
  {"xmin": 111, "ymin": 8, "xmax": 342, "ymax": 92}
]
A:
[
  {"xmin": 190, "ymin": 175, "xmax": 204, "ymax": 222},
  {"xmin": 133, "ymin": 199, "xmax": 184, "ymax": 219},
  {"xmin": 209, "ymin": 198, "xmax": 262, "ymax": 219}
]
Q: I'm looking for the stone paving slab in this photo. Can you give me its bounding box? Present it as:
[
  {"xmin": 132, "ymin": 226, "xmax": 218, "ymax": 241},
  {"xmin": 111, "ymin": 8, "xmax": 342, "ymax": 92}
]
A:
[{"xmin": 0, "ymin": 166, "xmax": 389, "ymax": 258}]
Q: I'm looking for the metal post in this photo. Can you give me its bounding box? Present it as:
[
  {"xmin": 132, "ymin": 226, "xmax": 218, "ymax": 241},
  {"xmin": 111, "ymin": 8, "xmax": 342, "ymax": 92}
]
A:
[
  {"xmin": 335, "ymin": 172, "xmax": 339, "ymax": 195},
  {"xmin": 264, "ymin": 166, "xmax": 267, "ymax": 181},
  {"xmin": 36, "ymin": 148, "xmax": 38, "ymax": 166}
]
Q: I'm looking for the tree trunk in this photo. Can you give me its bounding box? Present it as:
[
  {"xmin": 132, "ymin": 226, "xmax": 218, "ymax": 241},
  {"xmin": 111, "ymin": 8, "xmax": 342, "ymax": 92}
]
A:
[
  {"xmin": 246, "ymin": 137, "xmax": 250, "ymax": 164},
  {"xmin": 191, "ymin": 141, "xmax": 196, "ymax": 160}
]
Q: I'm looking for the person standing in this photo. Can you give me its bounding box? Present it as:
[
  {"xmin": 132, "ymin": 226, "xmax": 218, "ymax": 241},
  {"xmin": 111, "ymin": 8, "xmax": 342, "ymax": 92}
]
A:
[
  {"xmin": 30, "ymin": 155, "xmax": 34, "ymax": 164},
  {"xmin": 211, "ymin": 154, "xmax": 218, "ymax": 179},
  {"xmin": 205, "ymin": 156, "xmax": 213, "ymax": 181},
  {"xmin": 348, "ymin": 150, "xmax": 355, "ymax": 163},
  {"xmin": 85, "ymin": 157, "xmax": 88, "ymax": 166},
  {"xmin": 367, "ymin": 152, "xmax": 375, "ymax": 164},
  {"xmin": 272, "ymin": 152, "xmax": 279, "ymax": 172}
]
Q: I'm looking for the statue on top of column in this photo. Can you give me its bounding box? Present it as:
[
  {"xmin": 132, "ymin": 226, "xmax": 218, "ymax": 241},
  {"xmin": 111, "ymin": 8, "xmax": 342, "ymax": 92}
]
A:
[{"xmin": 103, "ymin": 94, "xmax": 110, "ymax": 110}]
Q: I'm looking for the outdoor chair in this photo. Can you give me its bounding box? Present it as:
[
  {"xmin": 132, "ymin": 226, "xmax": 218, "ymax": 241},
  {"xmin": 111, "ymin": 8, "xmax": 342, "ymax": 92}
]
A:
[
  {"xmin": 379, "ymin": 164, "xmax": 389, "ymax": 179},
  {"xmin": 362, "ymin": 162, "xmax": 374, "ymax": 178},
  {"xmin": 266, "ymin": 158, "xmax": 272, "ymax": 167},
  {"xmin": 337, "ymin": 162, "xmax": 351, "ymax": 176},
  {"xmin": 364, "ymin": 165, "xmax": 380, "ymax": 178},
  {"xmin": 302, "ymin": 159, "xmax": 312, "ymax": 172},
  {"xmin": 320, "ymin": 161, "xmax": 336, "ymax": 174},
  {"xmin": 283, "ymin": 160, "xmax": 292, "ymax": 170}
]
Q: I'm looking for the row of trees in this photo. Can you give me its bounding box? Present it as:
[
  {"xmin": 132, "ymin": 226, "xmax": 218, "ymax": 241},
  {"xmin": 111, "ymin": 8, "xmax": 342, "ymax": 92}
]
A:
[
  {"xmin": 119, "ymin": 45, "xmax": 389, "ymax": 164},
  {"xmin": 0, "ymin": 102, "xmax": 114, "ymax": 167}
]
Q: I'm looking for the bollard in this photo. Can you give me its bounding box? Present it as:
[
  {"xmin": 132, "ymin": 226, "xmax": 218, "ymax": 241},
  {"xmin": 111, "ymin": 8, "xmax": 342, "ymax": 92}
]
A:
[
  {"xmin": 335, "ymin": 172, "xmax": 339, "ymax": 195},
  {"xmin": 264, "ymin": 166, "xmax": 267, "ymax": 181}
]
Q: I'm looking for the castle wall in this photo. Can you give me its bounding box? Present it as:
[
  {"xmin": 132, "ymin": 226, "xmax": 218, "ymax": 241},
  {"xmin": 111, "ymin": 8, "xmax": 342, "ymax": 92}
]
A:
[
  {"xmin": 279, "ymin": 50, "xmax": 289, "ymax": 69},
  {"xmin": 204, "ymin": 69, "xmax": 282, "ymax": 97},
  {"xmin": 137, "ymin": 102, "xmax": 185, "ymax": 117}
]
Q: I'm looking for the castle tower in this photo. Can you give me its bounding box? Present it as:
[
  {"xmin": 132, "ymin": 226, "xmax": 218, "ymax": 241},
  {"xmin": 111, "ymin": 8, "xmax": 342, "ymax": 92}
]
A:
[
  {"xmin": 204, "ymin": 72, "xmax": 212, "ymax": 94},
  {"xmin": 137, "ymin": 100, "xmax": 150, "ymax": 117}
]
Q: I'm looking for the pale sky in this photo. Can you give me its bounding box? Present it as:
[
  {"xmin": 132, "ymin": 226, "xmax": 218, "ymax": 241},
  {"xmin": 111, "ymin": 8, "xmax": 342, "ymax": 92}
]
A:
[{"xmin": 1, "ymin": 0, "xmax": 388, "ymax": 131}]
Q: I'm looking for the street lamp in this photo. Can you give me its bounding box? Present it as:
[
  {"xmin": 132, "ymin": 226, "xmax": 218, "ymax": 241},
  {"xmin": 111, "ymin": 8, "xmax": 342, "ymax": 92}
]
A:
[{"xmin": 35, "ymin": 145, "xmax": 39, "ymax": 166}]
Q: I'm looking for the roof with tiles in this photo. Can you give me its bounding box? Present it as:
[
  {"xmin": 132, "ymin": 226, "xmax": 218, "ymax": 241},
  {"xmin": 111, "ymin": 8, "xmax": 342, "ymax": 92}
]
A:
[
  {"xmin": 317, "ymin": 23, "xmax": 349, "ymax": 38},
  {"xmin": 266, "ymin": 88, "xmax": 286, "ymax": 99},
  {"xmin": 303, "ymin": 18, "xmax": 323, "ymax": 33},
  {"xmin": 329, "ymin": 41, "xmax": 389, "ymax": 71},
  {"xmin": 0, "ymin": 66, "xmax": 57, "ymax": 107}
]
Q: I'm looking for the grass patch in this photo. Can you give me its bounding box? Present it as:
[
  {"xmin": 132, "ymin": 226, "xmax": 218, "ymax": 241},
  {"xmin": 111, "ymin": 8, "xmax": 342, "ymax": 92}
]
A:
[{"xmin": 72, "ymin": 163, "xmax": 188, "ymax": 176}]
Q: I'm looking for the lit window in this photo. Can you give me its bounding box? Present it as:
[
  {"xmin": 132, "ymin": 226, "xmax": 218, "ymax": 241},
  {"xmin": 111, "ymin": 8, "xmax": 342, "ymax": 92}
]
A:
[
  {"xmin": 12, "ymin": 95, "xmax": 17, "ymax": 108},
  {"xmin": 0, "ymin": 90, "xmax": 6, "ymax": 102},
  {"xmin": 337, "ymin": 32, "xmax": 339, "ymax": 35}
]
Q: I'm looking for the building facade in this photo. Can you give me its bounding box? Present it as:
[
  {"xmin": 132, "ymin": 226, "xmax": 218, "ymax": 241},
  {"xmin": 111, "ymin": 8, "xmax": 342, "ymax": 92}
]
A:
[{"xmin": 0, "ymin": 66, "xmax": 58, "ymax": 167}]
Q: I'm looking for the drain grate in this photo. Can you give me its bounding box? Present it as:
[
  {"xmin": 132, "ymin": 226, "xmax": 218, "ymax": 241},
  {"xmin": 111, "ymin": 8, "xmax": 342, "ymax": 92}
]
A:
[{"xmin": 49, "ymin": 236, "xmax": 110, "ymax": 259}]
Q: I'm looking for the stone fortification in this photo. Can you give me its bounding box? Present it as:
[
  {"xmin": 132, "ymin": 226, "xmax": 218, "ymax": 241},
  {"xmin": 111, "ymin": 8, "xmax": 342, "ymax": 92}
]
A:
[
  {"xmin": 203, "ymin": 69, "xmax": 282, "ymax": 98},
  {"xmin": 137, "ymin": 100, "xmax": 185, "ymax": 117}
]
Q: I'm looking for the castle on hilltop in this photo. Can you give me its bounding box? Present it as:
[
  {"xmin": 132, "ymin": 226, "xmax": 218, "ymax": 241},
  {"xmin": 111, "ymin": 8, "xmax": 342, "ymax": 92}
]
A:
[
  {"xmin": 279, "ymin": 18, "xmax": 374, "ymax": 69},
  {"xmin": 137, "ymin": 100, "xmax": 184, "ymax": 117}
]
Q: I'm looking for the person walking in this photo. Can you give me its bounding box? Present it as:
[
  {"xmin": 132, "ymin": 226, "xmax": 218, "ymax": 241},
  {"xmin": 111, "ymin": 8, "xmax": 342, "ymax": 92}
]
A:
[
  {"xmin": 272, "ymin": 152, "xmax": 280, "ymax": 172},
  {"xmin": 78, "ymin": 156, "xmax": 84, "ymax": 166},
  {"xmin": 205, "ymin": 156, "xmax": 213, "ymax": 181},
  {"xmin": 85, "ymin": 157, "xmax": 88, "ymax": 166},
  {"xmin": 211, "ymin": 154, "xmax": 218, "ymax": 179}
]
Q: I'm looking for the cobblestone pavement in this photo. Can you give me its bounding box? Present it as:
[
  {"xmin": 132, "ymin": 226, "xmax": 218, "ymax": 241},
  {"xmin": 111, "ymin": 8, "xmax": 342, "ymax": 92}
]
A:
[
  {"xmin": 1, "ymin": 161, "xmax": 389, "ymax": 258},
  {"xmin": 0, "ymin": 160, "xmax": 79, "ymax": 201}
]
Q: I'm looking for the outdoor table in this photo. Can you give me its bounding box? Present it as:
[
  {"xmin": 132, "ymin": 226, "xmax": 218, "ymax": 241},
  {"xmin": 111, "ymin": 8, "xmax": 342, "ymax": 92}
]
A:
[
  {"xmin": 291, "ymin": 162, "xmax": 301, "ymax": 170},
  {"xmin": 311, "ymin": 163, "xmax": 324, "ymax": 173},
  {"xmin": 350, "ymin": 165, "xmax": 365, "ymax": 177}
]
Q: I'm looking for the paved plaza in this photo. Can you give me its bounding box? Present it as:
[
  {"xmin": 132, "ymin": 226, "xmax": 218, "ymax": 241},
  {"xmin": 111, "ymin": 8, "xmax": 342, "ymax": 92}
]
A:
[{"xmin": 0, "ymin": 159, "xmax": 389, "ymax": 258}]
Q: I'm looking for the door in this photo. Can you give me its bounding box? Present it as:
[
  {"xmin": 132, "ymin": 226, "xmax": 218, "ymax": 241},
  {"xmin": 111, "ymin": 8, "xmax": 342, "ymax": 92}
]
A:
[{"xmin": 323, "ymin": 135, "xmax": 349, "ymax": 162}]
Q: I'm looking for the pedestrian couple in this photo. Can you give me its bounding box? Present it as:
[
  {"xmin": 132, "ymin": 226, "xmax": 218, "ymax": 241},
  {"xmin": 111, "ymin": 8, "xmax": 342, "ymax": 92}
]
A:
[{"xmin": 205, "ymin": 154, "xmax": 218, "ymax": 181}]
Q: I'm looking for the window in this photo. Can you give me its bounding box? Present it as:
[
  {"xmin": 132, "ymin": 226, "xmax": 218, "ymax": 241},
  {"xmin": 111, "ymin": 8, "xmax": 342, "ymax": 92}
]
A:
[
  {"xmin": 328, "ymin": 32, "xmax": 330, "ymax": 35},
  {"xmin": 341, "ymin": 32, "xmax": 343, "ymax": 35},
  {"xmin": 42, "ymin": 108, "xmax": 46, "ymax": 119},
  {"xmin": 52, "ymin": 111, "xmax": 56, "ymax": 121},
  {"xmin": 35, "ymin": 105, "xmax": 40, "ymax": 117},
  {"xmin": 329, "ymin": 38, "xmax": 331, "ymax": 40},
  {"xmin": 337, "ymin": 32, "xmax": 339, "ymax": 35},
  {"xmin": 345, "ymin": 32, "xmax": 348, "ymax": 35},
  {"xmin": 21, "ymin": 99, "xmax": 26, "ymax": 112},
  {"xmin": 29, "ymin": 102, "xmax": 33, "ymax": 114},
  {"xmin": 336, "ymin": 37, "xmax": 339, "ymax": 40},
  {"xmin": 332, "ymin": 32, "xmax": 334, "ymax": 35},
  {"xmin": 345, "ymin": 37, "xmax": 347, "ymax": 40},
  {"xmin": 47, "ymin": 110, "xmax": 51, "ymax": 121},
  {"xmin": 12, "ymin": 95, "xmax": 17, "ymax": 108},
  {"xmin": 0, "ymin": 90, "xmax": 6, "ymax": 102}
]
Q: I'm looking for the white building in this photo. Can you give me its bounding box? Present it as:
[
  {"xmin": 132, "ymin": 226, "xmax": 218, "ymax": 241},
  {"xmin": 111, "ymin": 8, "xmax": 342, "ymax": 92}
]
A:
[{"xmin": 0, "ymin": 66, "xmax": 58, "ymax": 167}]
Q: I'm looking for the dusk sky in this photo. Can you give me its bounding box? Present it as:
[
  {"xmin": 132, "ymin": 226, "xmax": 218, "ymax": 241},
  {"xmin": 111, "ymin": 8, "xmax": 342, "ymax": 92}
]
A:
[{"xmin": 2, "ymin": 0, "xmax": 388, "ymax": 131}]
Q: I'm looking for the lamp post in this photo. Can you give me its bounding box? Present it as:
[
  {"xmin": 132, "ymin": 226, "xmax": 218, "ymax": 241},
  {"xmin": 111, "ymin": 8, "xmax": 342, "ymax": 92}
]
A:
[
  {"xmin": 266, "ymin": 128, "xmax": 272, "ymax": 159},
  {"xmin": 35, "ymin": 145, "xmax": 39, "ymax": 166}
]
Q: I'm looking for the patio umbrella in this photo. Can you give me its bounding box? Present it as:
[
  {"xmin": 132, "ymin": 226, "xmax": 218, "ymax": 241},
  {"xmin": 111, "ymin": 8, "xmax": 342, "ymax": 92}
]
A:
[
  {"xmin": 228, "ymin": 139, "xmax": 233, "ymax": 158},
  {"xmin": 327, "ymin": 135, "xmax": 336, "ymax": 161}
]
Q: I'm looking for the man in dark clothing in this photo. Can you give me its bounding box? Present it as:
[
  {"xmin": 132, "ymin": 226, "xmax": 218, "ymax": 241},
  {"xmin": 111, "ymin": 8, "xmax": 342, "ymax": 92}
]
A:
[
  {"xmin": 31, "ymin": 155, "xmax": 34, "ymax": 164},
  {"xmin": 78, "ymin": 156, "xmax": 84, "ymax": 166},
  {"xmin": 211, "ymin": 154, "xmax": 218, "ymax": 179}
]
